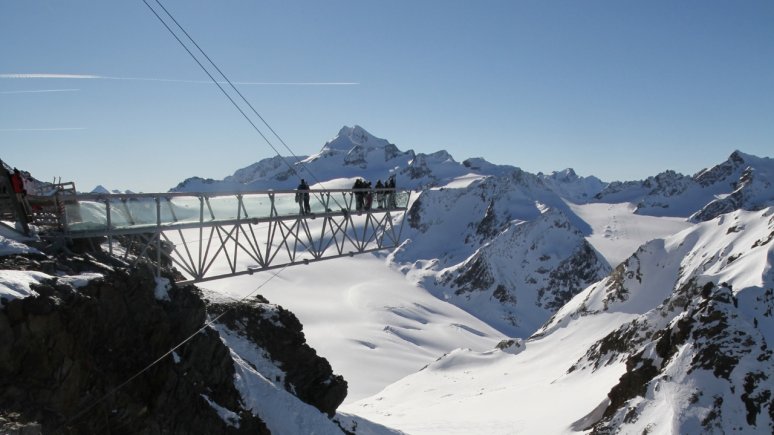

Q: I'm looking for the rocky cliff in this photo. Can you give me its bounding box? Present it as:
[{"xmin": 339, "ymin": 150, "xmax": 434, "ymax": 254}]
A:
[{"xmin": 0, "ymin": 246, "xmax": 347, "ymax": 434}]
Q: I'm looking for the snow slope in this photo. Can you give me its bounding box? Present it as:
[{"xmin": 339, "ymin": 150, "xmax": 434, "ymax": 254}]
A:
[
  {"xmin": 567, "ymin": 201, "xmax": 692, "ymax": 267},
  {"xmin": 349, "ymin": 207, "xmax": 774, "ymax": 434},
  {"xmin": 394, "ymin": 172, "xmax": 610, "ymax": 337},
  {"xmin": 198, "ymin": 254, "xmax": 507, "ymax": 403}
]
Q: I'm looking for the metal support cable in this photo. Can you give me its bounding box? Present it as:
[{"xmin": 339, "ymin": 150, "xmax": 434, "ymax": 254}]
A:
[
  {"xmin": 141, "ymin": 0, "xmax": 294, "ymax": 177},
  {"xmin": 61, "ymin": 264, "xmax": 289, "ymax": 430},
  {"xmin": 146, "ymin": 0, "xmax": 346, "ymax": 211}
]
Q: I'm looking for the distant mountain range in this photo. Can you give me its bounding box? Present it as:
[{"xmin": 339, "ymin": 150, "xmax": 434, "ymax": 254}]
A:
[
  {"xmin": 171, "ymin": 125, "xmax": 774, "ymax": 221},
  {"xmin": 68, "ymin": 125, "xmax": 774, "ymax": 432},
  {"xmin": 166, "ymin": 126, "xmax": 774, "ymax": 339},
  {"xmin": 170, "ymin": 125, "xmax": 774, "ymax": 338}
]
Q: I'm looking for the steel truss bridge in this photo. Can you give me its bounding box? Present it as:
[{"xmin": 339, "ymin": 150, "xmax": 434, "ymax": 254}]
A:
[{"xmin": 27, "ymin": 188, "xmax": 410, "ymax": 284}]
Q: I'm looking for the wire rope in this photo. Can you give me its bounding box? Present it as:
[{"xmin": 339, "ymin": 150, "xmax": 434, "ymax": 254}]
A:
[
  {"xmin": 60, "ymin": 264, "xmax": 290, "ymax": 430},
  {"xmin": 146, "ymin": 0, "xmax": 348, "ymax": 211}
]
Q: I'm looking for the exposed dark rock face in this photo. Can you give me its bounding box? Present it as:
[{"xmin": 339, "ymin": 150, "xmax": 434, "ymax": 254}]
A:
[
  {"xmin": 691, "ymin": 166, "xmax": 773, "ymax": 222},
  {"xmin": 404, "ymin": 154, "xmax": 435, "ymax": 181},
  {"xmin": 450, "ymin": 254, "xmax": 495, "ymax": 297},
  {"xmin": 208, "ymin": 298, "xmax": 348, "ymax": 417},
  {"xmin": 588, "ymin": 282, "xmax": 773, "ymax": 434},
  {"xmin": 537, "ymin": 243, "xmax": 605, "ymax": 311},
  {"xmin": 694, "ymin": 150, "xmax": 745, "ymax": 187},
  {"xmin": 344, "ymin": 145, "xmax": 367, "ymax": 167},
  {"xmin": 407, "ymin": 197, "xmax": 425, "ymax": 231},
  {"xmin": 1, "ymin": 251, "xmax": 348, "ymax": 434},
  {"xmin": 0, "ymin": 254, "xmax": 269, "ymax": 434},
  {"xmin": 475, "ymin": 201, "xmax": 499, "ymax": 241}
]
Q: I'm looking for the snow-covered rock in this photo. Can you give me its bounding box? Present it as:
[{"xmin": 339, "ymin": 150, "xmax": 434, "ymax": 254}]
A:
[
  {"xmin": 170, "ymin": 125, "xmax": 594, "ymax": 194},
  {"xmin": 537, "ymin": 168, "xmax": 607, "ymax": 204},
  {"xmin": 541, "ymin": 206, "xmax": 774, "ymax": 433},
  {"xmin": 593, "ymin": 151, "xmax": 774, "ymax": 220},
  {"xmin": 347, "ymin": 207, "xmax": 774, "ymax": 434},
  {"xmin": 394, "ymin": 171, "xmax": 608, "ymax": 337}
]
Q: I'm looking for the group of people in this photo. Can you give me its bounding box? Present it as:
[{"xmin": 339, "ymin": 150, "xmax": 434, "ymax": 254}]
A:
[
  {"xmin": 294, "ymin": 175, "xmax": 398, "ymax": 215},
  {"xmin": 352, "ymin": 175, "xmax": 396, "ymax": 211}
]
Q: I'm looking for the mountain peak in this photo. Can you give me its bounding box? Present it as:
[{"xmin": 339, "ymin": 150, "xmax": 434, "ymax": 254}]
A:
[{"xmin": 324, "ymin": 125, "xmax": 391, "ymax": 151}]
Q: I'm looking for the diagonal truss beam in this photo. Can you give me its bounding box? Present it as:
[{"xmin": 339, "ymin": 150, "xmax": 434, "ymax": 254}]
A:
[{"xmin": 43, "ymin": 188, "xmax": 410, "ymax": 284}]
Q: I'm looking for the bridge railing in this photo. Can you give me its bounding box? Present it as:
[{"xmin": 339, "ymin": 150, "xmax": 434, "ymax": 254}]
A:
[
  {"xmin": 54, "ymin": 188, "xmax": 410, "ymax": 236},
  {"xmin": 29, "ymin": 188, "xmax": 411, "ymax": 283}
]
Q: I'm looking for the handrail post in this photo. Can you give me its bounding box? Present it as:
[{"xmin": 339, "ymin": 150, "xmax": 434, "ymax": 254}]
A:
[
  {"xmin": 198, "ymin": 196, "xmax": 205, "ymax": 278},
  {"xmin": 105, "ymin": 198, "xmax": 112, "ymax": 256},
  {"xmin": 155, "ymin": 196, "xmax": 161, "ymax": 278}
]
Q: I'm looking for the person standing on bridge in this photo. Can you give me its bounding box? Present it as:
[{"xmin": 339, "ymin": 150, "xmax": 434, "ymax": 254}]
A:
[
  {"xmin": 296, "ymin": 179, "xmax": 311, "ymax": 215},
  {"xmin": 386, "ymin": 175, "xmax": 397, "ymax": 208}
]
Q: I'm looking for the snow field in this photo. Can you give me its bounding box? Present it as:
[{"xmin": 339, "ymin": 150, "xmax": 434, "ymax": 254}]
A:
[
  {"xmin": 342, "ymin": 313, "xmax": 634, "ymax": 434},
  {"xmin": 567, "ymin": 201, "xmax": 692, "ymax": 267},
  {"xmin": 198, "ymin": 250, "xmax": 507, "ymax": 403}
]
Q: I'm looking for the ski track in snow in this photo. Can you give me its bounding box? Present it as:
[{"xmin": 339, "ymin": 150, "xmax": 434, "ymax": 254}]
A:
[{"xmin": 567, "ymin": 201, "xmax": 692, "ymax": 267}]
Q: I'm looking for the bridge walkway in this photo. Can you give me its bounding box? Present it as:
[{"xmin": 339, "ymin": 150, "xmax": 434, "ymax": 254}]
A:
[{"xmin": 26, "ymin": 188, "xmax": 410, "ymax": 284}]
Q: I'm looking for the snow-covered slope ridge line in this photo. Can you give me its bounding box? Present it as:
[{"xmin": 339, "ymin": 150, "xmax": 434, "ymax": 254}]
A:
[
  {"xmin": 541, "ymin": 206, "xmax": 774, "ymax": 433},
  {"xmin": 393, "ymin": 171, "xmax": 609, "ymax": 337},
  {"xmin": 594, "ymin": 150, "xmax": 774, "ymax": 220},
  {"xmin": 172, "ymin": 125, "xmax": 599, "ymax": 193},
  {"xmin": 348, "ymin": 207, "xmax": 774, "ymax": 434}
]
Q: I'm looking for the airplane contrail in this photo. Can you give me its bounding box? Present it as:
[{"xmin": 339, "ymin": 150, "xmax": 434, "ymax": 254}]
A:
[
  {"xmin": 0, "ymin": 73, "xmax": 359, "ymax": 85},
  {"xmin": 0, "ymin": 74, "xmax": 101, "ymax": 79},
  {"xmin": 0, "ymin": 88, "xmax": 80, "ymax": 94},
  {"xmin": 0, "ymin": 127, "xmax": 86, "ymax": 132}
]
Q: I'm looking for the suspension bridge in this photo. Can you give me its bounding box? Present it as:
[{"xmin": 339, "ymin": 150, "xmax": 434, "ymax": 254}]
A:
[
  {"xmin": 1, "ymin": 0, "xmax": 416, "ymax": 285},
  {"xmin": 1, "ymin": 181, "xmax": 410, "ymax": 284}
]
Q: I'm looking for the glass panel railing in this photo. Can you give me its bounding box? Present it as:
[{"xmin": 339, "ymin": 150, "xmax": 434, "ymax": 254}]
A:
[
  {"xmin": 166, "ymin": 197, "xmax": 202, "ymax": 223},
  {"xmin": 64, "ymin": 201, "xmax": 108, "ymax": 232},
  {"xmin": 114, "ymin": 198, "xmax": 157, "ymax": 227},
  {"xmin": 240, "ymin": 194, "xmax": 273, "ymax": 219},
  {"xmin": 61, "ymin": 190, "xmax": 409, "ymax": 233},
  {"xmin": 205, "ymin": 196, "xmax": 241, "ymax": 221},
  {"xmin": 274, "ymin": 192, "xmax": 300, "ymax": 217}
]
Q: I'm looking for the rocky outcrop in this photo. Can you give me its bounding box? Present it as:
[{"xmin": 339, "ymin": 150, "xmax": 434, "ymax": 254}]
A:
[
  {"xmin": 0, "ymin": 254, "xmax": 268, "ymax": 434},
  {"xmin": 208, "ymin": 297, "xmax": 347, "ymax": 417},
  {"xmin": 0, "ymin": 250, "xmax": 347, "ymax": 434},
  {"xmin": 593, "ymin": 151, "xmax": 774, "ymax": 220},
  {"xmin": 589, "ymin": 282, "xmax": 773, "ymax": 434}
]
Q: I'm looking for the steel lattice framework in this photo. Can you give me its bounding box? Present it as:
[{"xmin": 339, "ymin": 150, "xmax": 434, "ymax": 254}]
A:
[{"xmin": 38, "ymin": 188, "xmax": 410, "ymax": 283}]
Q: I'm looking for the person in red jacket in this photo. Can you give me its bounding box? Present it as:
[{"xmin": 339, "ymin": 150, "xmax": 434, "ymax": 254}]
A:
[{"xmin": 10, "ymin": 168, "xmax": 25, "ymax": 195}]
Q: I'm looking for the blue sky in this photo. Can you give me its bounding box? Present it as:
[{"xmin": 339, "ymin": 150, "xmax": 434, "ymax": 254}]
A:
[{"xmin": 1, "ymin": 0, "xmax": 773, "ymax": 192}]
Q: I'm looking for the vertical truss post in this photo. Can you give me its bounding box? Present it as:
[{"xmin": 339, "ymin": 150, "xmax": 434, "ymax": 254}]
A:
[
  {"xmin": 105, "ymin": 199, "xmax": 113, "ymax": 256},
  {"xmin": 155, "ymin": 196, "xmax": 161, "ymax": 278},
  {"xmin": 198, "ymin": 196, "xmax": 205, "ymax": 278},
  {"xmin": 234, "ymin": 194, "xmax": 243, "ymax": 270}
]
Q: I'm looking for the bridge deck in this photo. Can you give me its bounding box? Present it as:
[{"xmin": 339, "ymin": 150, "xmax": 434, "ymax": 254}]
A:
[
  {"xmin": 30, "ymin": 188, "xmax": 411, "ymax": 283},
  {"xmin": 37, "ymin": 188, "xmax": 409, "ymax": 237}
]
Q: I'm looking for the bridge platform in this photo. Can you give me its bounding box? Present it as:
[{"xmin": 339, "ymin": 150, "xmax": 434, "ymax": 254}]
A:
[{"xmin": 17, "ymin": 188, "xmax": 410, "ymax": 284}]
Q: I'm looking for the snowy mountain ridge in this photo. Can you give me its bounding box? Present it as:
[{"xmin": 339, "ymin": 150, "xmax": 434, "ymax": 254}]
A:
[
  {"xmin": 171, "ymin": 125, "xmax": 600, "ymax": 194},
  {"xmin": 396, "ymin": 171, "xmax": 609, "ymax": 337},
  {"xmin": 172, "ymin": 127, "xmax": 774, "ymax": 229},
  {"xmin": 348, "ymin": 206, "xmax": 774, "ymax": 434},
  {"xmin": 7, "ymin": 125, "xmax": 771, "ymax": 434},
  {"xmin": 594, "ymin": 150, "xmax": 774, "ymax": 220}
]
